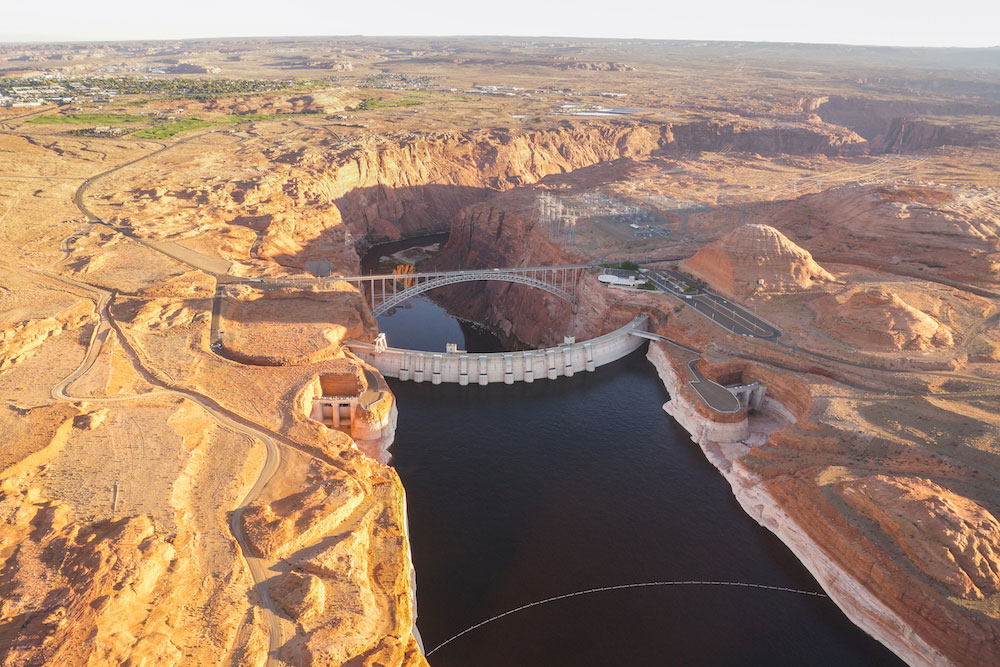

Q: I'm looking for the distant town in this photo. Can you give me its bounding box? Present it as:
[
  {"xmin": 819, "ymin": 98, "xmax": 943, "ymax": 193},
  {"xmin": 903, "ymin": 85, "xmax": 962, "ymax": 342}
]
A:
[{"xmin": 0, "ymin": 75, "xmax": 321, "ymax": 108}]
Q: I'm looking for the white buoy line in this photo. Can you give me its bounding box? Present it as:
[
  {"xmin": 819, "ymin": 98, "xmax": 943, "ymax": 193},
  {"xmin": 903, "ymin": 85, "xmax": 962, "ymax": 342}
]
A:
[{"xmin": 426, "ymin": 580, "xmax": 828, "ymax": 656}]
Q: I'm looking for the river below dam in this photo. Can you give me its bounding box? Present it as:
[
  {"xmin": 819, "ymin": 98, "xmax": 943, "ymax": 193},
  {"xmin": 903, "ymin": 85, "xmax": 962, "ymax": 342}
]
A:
[{"xmin": 365, "ymin": 239, "xmax": 901, "ymax": 666}]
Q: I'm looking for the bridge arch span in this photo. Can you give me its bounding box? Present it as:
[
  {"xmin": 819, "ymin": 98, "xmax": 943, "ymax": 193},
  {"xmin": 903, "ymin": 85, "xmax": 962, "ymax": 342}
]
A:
[
  {"xmin": 340, "ymin": 266, "xmax": 590, "ymax": 317},
  {"xmin": 373, "ymin": 271, "xmax": 575, "ymax": 316}
]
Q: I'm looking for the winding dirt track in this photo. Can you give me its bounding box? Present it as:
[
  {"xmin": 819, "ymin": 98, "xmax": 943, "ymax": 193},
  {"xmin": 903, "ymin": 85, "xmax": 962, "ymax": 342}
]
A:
[
  {"xmin": 41, "ymin": 268, "xmax": 285, "ymax": 666},
  {"xmin": 57, "ymin": 130, "xmax": 374, "ymax": 664},
  {"xmin": 39, "ymin": 133, "xmax": 292, "ymax": 664}
]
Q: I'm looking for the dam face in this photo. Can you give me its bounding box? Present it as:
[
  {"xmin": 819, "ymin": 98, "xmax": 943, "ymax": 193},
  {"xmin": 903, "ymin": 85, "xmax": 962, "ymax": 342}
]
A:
[{"xmin": 348, "ymin": 316, "xmax": 649, "ymax": 386}]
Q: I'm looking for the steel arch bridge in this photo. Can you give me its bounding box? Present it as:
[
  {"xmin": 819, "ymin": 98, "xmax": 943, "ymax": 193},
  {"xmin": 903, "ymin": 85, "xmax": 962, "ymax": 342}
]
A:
[{"xmin": 340, "ymin": 265, "xmax": 591, "ymax": 317}]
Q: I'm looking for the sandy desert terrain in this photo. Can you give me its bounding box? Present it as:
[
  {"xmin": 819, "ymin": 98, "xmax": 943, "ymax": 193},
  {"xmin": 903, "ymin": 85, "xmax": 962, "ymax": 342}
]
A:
[{"xmin": 1, "ymin": 36, "xmax": 999, "ymax": 665}]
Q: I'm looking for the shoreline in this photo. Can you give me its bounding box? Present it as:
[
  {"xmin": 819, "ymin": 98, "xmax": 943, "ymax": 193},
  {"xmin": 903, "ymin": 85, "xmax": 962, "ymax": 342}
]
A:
[
  {"xmin": 645, "ymin": 342, "xmax": 949, "ymax": 667},
  {"xmin": 356, "ymin": 396, "xmax": 427, "ymax": 659}
]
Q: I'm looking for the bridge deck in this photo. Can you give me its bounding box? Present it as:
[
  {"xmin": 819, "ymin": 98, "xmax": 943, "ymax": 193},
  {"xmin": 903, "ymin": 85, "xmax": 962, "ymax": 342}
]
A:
[{"xmin": 339, "ymin": 264, "xmax": 595, "ymax": 282}]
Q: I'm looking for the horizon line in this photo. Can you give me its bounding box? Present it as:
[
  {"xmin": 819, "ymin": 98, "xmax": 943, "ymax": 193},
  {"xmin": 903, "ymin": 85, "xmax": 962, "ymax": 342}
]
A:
[{"xmin": 0, "ymin": 34, "xmax": 998, "ymax": 51}]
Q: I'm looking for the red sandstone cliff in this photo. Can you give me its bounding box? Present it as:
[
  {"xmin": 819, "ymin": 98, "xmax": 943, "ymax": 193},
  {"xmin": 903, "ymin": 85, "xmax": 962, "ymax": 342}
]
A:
[
  {"xmin": 105, "ymin": 119, "xmax": 872, "ymax": 275},
  {"xmin": 429, "ymin": 194, "xmax": 643, "ymax": 346}
]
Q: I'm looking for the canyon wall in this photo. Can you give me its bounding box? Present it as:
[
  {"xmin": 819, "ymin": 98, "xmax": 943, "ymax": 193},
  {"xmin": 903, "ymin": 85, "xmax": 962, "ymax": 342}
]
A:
[
  {"xmin": 253, "ymin": 118, "xmax": 869, "ymax": 272},
  {"xmin": 430, "ymin": 199, "xmax": 640, "ymax": 346},
  {"xmin": 812, "ymin": 96, "xmax": 996, "ymax": 152},
  {"xmin": 325, "ymin": 118, "xmax": 870, "ymax": 248},
  {"xmin": 872, "ymin": 118, "xmax": 992, "ymax": 153},
  {"xmin": 643, "ymin": 342, "xmax": 954, "ymax": 666},
  {"xmin": 326, "ymin": 123, "xmax": 666, "ymax": 246},
  {"xmin": 109, "ymin": 117, "xmax": 874, "ymax": 276}
]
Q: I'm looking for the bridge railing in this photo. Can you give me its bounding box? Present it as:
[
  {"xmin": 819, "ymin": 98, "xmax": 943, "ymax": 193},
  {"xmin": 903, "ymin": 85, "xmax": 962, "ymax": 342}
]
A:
[
  {"xmin": 371, "ymin": 272, "xmax": 579, "ymax": 316},
  {"xmin": 340, "ymin": 264, "xmax": 595, "ymax": 283}
]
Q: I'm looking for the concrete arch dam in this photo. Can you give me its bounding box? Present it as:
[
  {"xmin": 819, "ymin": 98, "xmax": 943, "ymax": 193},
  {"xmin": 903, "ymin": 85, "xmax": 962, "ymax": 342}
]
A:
[{"xmin": 346, "ymin": 315, "xmax": 651, "ymax": 385}]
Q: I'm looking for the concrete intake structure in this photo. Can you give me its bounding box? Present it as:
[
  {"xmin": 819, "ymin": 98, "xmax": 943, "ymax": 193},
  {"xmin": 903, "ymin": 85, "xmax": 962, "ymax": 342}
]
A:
[
  {"xmin": 346, "ymin": 315, "xmax": 651, "ymax": 385},
  {"xmin": 726, "ymin": 381, "xmax": 767, "ymax": 412}
]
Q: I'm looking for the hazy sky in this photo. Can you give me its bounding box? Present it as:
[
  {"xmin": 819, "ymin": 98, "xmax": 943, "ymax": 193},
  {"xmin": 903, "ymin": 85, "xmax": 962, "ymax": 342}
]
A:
[{"xmin": 3, "ymin": 0, "xmax": 997, "ymax": 48}]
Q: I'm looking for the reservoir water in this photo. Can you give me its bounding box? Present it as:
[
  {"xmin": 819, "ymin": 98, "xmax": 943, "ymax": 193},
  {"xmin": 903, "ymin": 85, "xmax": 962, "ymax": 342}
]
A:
[{"xmin": 367, "ymin": 240, "xmax": 901, "ymax": 666}]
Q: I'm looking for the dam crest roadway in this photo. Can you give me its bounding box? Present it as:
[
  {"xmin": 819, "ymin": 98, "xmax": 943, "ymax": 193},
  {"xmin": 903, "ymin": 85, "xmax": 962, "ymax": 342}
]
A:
[{"xmin": 347, "ymin": 315, "xmax": 651, "ymax": 385}]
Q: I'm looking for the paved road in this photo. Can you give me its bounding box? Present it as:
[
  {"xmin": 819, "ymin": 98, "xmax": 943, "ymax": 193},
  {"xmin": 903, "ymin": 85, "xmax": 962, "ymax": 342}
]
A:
[
  {"xmin": 604, "ymin": 267, "xmax": 780, "ymax": 340},
  {"xmin": 632, "ymin": 331, "xmax": 741, "ymax": 413}
]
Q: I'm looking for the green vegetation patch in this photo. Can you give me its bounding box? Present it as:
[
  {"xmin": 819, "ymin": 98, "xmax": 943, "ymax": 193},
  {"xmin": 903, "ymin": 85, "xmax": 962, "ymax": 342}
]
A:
[
  {"xmin": 27, "ymin": 113, "xmax": 149, "ymax": 125},
  {"xmin": 602, "ymin": 260, "xmax": 640, "ymax": 271},
  {"xmin": 131, "ymin": 112, "xmax": 318, "ymax": 139},
  {"xmin": 356, "ymin": 97, "xmax": 424, "ymax": 110},
  {"xmin": 132, "ymin": 118, "xmax": 217, "ymax": 139}
]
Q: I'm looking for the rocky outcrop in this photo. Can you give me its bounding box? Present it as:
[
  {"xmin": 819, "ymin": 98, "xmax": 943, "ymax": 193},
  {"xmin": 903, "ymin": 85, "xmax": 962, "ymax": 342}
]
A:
[
  {"xmin": 0, "ymin": 511, "xmax": 180, "ymax": 665},
  {"xmin": 0, "ymin": 300, "xmax": 93, "ymax": 374},
  {"xmin": 240, "ymin": 456, "xmax": 426, "ymax": 667},
  {"xmin": 241, "ymin": 473, "xmax": 364, "ymax": 559},
  {"xmin": 683, "ymin": 223, "xmax": 834, "ymax": 299},
  {"xmin": 755, "ymin": 183, "xmax": 1000, "ymax": 285},
  {"xmin": 837, "ymin": 475, "xmax": 1000, "ymax": 600},
  {"xmin": 272, "ymin": 571, "xmax": 328, "ymax": 622},
  {"xmin": 217, "ymin": 285, "xmax": 375, "ymax": 366},
  {"xmin": 819, "ymin": 288, "xmax": 954, "ymax": 350}
]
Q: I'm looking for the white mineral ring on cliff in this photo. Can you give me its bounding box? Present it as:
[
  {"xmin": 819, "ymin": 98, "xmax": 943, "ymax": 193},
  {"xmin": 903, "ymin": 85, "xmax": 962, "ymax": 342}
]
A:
[{"xmin": 425, "ymin": 580, "xmax": 828, "ymax": 655}]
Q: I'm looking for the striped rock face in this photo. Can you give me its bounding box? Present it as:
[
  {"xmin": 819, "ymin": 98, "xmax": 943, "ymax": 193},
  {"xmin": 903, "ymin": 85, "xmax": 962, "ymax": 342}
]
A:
[{"xmin": 683, "ymin": 223, "xmax": 834, "ymax": 299}]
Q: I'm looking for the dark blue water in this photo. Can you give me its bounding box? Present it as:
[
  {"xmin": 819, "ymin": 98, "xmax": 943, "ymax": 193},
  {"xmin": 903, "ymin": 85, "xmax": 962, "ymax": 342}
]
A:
[
  {"xmin": 376, "ymin": 297, "xmax": 504, "ymax": 354},
  {"xmin": 371, "ymin": 242, "xmax": 901, "ymax": 666}
]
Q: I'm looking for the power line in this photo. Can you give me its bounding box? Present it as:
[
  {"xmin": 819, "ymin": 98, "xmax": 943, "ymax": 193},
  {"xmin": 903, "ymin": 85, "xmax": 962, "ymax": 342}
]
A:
[{"xmin": 426, "ymin": 579, "xmax": 828, "ymax": 656}]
